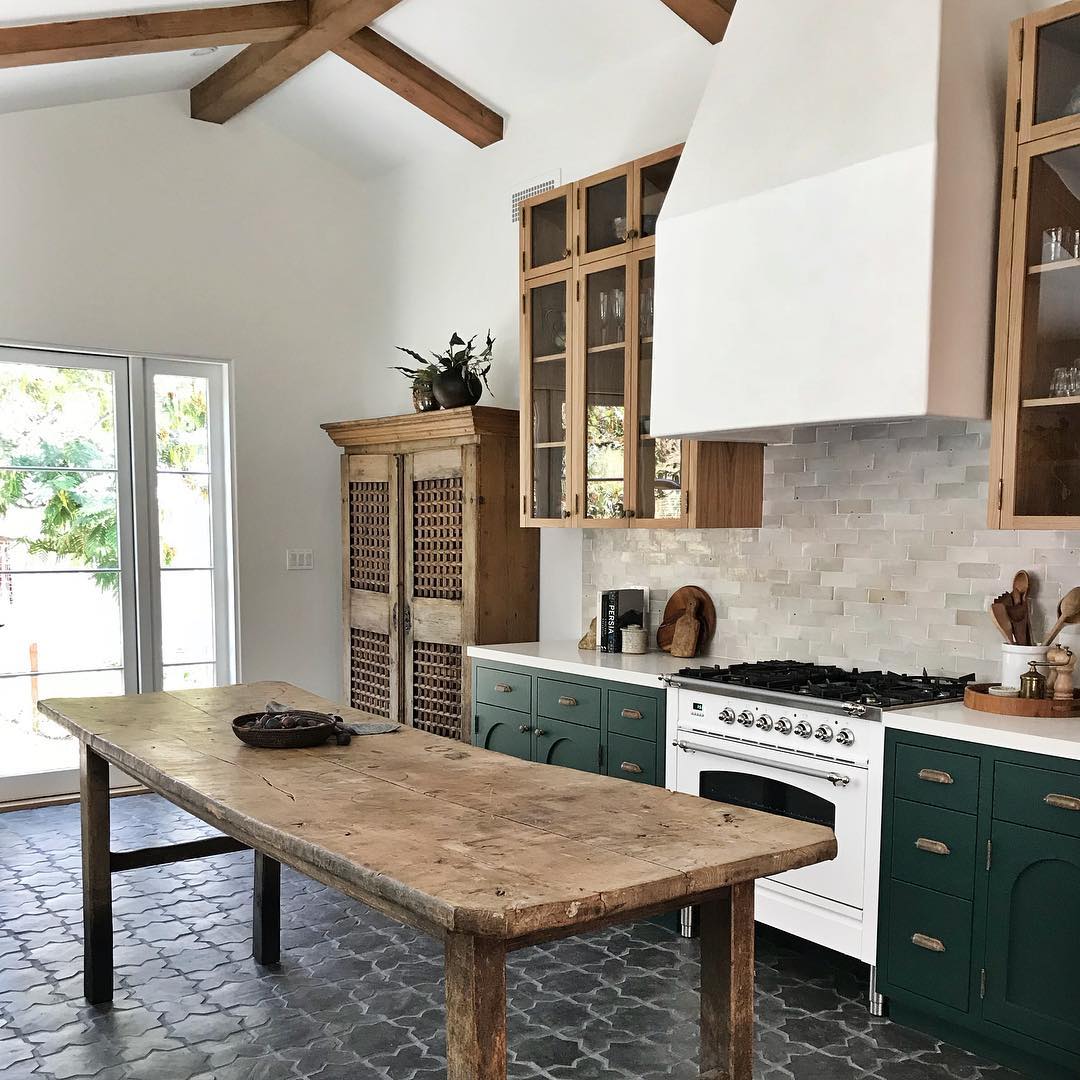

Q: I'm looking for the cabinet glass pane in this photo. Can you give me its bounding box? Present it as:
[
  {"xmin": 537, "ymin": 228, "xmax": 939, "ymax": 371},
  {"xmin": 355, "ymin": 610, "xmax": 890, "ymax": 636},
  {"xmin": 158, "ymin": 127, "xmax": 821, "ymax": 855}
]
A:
[
  {"xmin": 635, "ymin": 258, "xmax": 681, "ymax": 518},
  {"xmin": 639, "ymin": 155, "xmax": 680, "ymax": 239},
  {"xmin": 529, "ymin": 280, "xmax": 568, "ymax": 518},
  {"xmin": 1036, "ymin": 15, "xmax": 1080, "ymax": 127},
  {"xmin": 529, "ymin": 194, "xmax": 567, "ymax": 271},
  {"xmin": 586, "ymin": 176, "xmax": 628, "ymax": 254},
  {"xmin": 1016, "ymin": 144, "xmax": 1080, "ymax": 515},
  {"xmin": 584, "ymin": 266, "xmax": 626, "ymax": 519}
]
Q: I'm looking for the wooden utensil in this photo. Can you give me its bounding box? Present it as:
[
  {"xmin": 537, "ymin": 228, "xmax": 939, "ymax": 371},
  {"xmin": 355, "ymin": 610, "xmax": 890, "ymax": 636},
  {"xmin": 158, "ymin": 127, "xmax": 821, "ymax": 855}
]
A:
[
  {"xmin": 1045, "ymin": 587, "xmax": 1080, "ymax": 646},
  {"xmin": 990, "ymin": 599, "xmax": 1014, "ymax": 642},
  {"xmin": 657, "ymin": 586, "xmax": 716, "ymax": 653},
  {"xmin": 1010, "ymin": 570, "xmax": 1032, "ymax": 646}
]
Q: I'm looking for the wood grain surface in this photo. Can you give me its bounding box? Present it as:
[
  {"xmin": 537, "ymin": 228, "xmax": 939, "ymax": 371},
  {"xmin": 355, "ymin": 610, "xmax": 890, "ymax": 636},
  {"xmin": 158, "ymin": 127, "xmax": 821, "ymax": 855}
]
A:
[{"xmin": 41, "ymin": 681, "xmax": 835, "ymax": 942}]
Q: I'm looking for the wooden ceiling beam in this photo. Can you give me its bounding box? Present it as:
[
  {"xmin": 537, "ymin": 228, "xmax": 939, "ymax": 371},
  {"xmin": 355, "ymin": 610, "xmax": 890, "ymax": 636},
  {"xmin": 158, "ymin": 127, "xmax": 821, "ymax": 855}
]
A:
[
  {"xmin": 659, "ymin": 0, "xmax": 736, "ymax": 44},
  {"xmin": 334, "ymin": 29, "xmax": 503, "ymax": 148},
  {"xmin": 190, "ymin": 0, "xmax": 403, "ymax": 123},
  {"xmin": 0, "ymin": 2, "xmax": 308, "ymax": 69}
]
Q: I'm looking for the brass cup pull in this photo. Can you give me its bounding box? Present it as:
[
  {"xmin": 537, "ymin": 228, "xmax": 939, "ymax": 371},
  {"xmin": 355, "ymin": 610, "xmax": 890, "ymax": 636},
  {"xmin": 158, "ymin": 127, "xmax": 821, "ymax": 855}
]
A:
[
  {"xmin": 915, "ymin": 837, "xmax": 951, "ymax": 857},
  {"xmin": 620, "ymin": 761, "xmax": 643, "ymax": 774},
  {"xmin": 1045, "ymin": 793, "xmax": 1080, "ymax": 812},
  {"xmin": 518, "ymin": 724, "xmax": 532, "ymax": 734},
  {"xmin": 620, "ymin": 708, "xmax": 643, "ymax": 721},
  {"xmin": 917, "ymin": 768, "xmax": 954, "ymax": 785},
  {"xmin": 494, "ymin": 683, "xmax": 512, "ymax": 693},
  {"xmin": 911, "ymin": 933, "xmax": 946, "ymax": 953},
  {"xmin": 558, "ymin": 696, "xmax": 577, "ymax": 707}
]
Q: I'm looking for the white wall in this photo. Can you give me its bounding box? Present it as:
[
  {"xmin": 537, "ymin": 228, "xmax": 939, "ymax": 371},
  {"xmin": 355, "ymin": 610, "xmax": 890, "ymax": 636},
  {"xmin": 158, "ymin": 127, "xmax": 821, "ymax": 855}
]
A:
[
  {"xmin": 351, "ymin": 36, "xmax": 715, "ymax": 637},
  {"xmin": 0, "ymin": 91, "xmax": 372, "ymax": 697}
]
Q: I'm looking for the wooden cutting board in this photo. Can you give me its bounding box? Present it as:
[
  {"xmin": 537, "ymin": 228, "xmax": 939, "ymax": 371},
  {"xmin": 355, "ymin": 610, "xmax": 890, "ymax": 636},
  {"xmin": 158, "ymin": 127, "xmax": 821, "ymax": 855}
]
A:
[{"xmin": 657, "ymin": 586, "xmax": 717, "ymax": 653}]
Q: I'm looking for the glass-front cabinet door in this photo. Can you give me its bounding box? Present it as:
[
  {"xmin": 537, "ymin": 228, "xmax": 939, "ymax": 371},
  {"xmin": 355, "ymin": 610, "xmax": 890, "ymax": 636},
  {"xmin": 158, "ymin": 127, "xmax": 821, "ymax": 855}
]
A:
[
  {"xmin": 633, "ymin": 144, "xmax": 683, "ymax": 253},
  {"xmin": 521, "ymin": 184, "xmax": 573, "ymax": 280},
  {"xmin": 629, "ymin": 253, "xmax": 686, "ymax": 526},
  {"xmin": 521, "ymin": 271, "xmax": 573, "ymax": 524},
  {"xmin": 578, "ymin": 257, "xmax": 629, "ymax": 524},
  {"xmin": 1021, "ymin": 3, "xmax": 1080, "ymax": 144},
  {"xmin": 1002, "ymin": 135, "xmax": 1080, "ymax": 523},
  {"xmin": 578, "ymin": 165, "xmax": 633, "ymax": 266}
]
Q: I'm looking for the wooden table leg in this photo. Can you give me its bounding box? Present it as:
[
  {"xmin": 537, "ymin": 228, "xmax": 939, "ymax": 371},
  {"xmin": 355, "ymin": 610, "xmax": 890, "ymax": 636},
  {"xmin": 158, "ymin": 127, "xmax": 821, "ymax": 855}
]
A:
[
  {"xmin": 444, "ymin": 933, "xmax": 507, "ymax": 1080},
  {"xmin": 80, "ymin": 744, "xmax": 113, "ymax": 1005},
  {"xmin": 253, "ymin": 851, "xmax": 280, "ymax": 965},
  {"xmin": 700, "ymin": 882, "xmax": 755, "ymax": 1080}
]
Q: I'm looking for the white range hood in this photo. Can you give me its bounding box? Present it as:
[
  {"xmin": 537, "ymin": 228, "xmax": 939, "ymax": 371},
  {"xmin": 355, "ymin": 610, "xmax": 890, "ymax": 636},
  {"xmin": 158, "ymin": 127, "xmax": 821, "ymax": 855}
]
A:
[{"xmin": 651, "ymin": 0, "xmax": 1040, "ymax": 441}]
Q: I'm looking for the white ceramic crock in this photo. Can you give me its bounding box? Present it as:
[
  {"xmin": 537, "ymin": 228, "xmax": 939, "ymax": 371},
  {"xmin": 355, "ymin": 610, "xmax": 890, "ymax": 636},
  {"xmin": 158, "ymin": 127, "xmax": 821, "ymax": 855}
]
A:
[{"xmin": 1000, "ymin": 643, "xmax": 1050, "ymax": 690}]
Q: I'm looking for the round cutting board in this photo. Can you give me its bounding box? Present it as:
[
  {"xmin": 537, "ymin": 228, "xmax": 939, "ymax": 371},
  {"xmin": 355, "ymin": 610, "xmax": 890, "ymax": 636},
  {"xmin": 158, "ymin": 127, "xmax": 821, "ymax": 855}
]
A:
[{"xmin": 657, "ymin": 586, "xmax": 717, "ymax": 653}]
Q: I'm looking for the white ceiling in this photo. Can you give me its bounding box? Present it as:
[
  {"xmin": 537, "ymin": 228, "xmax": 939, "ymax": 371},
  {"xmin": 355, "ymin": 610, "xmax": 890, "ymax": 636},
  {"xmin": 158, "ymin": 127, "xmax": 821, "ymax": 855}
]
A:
[{"xmin": 0, "ymin": 0, "xmax": 708, "ymax": 178}]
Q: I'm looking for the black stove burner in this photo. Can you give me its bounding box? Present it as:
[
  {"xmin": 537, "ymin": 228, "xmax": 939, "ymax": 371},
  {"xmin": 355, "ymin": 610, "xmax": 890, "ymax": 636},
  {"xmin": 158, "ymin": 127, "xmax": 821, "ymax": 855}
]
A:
[{"xmin": 677, "ymin": 660, "xmax": 974, "ymax": 709}]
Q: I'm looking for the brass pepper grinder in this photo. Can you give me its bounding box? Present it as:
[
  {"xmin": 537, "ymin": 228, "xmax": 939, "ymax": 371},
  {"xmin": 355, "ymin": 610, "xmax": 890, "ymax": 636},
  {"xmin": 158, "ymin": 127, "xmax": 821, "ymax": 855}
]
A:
[{"xmin": 1018, "ymin": 661, "xmax": 1047, "ymax": 700}]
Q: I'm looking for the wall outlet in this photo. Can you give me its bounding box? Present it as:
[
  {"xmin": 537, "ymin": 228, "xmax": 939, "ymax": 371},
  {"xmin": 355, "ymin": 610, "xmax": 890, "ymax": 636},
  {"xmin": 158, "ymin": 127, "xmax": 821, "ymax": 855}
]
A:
[{"xmin": 285, "ymin": 549, "xmax": 314, "ymax": 571}]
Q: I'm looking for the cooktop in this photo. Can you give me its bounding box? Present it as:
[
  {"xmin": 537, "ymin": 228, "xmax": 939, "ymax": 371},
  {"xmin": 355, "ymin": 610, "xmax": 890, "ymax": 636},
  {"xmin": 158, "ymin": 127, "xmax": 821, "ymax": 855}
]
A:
[{"xmin": 675, "ymin": 660, "xmax": 974, "ymax": 709}]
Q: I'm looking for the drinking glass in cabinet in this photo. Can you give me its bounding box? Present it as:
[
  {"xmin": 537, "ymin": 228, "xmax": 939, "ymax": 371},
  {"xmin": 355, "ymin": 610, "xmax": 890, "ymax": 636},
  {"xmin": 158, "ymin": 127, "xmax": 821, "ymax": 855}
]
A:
[
  {"xmin": 1035, "ymin": 13, "xmax": 1080, "ymax": 128},
  {"xmin": 1042, "ymin": 225, "xmax": 1080, "ymax": 262},
  {"xmin": 586, "ymin": 175, "xmax": 629, "ymax": 254},
  {"xmin": 529, "ymin": 279, "xmax": 568, "ymax": 519}
]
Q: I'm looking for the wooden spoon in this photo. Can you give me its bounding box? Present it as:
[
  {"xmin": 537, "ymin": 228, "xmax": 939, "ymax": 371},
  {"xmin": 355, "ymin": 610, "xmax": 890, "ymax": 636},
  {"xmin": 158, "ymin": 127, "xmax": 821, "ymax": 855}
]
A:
[
  {"xmin": 1011, "ymin": 570, "xmax": 1032, "ymax": 645},
  {"xmin": 1045, "ymin": 587, "xmax": 1080, "ymax": 646},
  {"xmin": 991, "ymin": 599, "xmax": 1014, "ymax": 642}
]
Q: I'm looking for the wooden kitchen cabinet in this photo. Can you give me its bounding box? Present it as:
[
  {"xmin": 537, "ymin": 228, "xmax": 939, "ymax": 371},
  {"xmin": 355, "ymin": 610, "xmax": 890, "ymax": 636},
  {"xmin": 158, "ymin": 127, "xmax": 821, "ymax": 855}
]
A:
[
  {"xmin": 991, "ymin": 2, "xmax": 1080, "ymax": 528},
  {"xmin": 323, "ymin": 408, "xmax": 539, "ymax": 741},
  {"xmin": 878, "ymin": 730, "xmax": 1080, "ymax": 1079},
  {"xmin": 518, "ymin": 143, "xmax": 764, "ymax": 529}
]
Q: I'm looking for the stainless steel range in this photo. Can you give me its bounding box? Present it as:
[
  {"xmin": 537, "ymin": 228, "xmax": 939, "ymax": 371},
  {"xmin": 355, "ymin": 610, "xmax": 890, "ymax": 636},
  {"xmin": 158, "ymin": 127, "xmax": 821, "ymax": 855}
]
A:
[{"xmin": 664, "ymin": 662, "xmax": 973, "ymax": 1014}]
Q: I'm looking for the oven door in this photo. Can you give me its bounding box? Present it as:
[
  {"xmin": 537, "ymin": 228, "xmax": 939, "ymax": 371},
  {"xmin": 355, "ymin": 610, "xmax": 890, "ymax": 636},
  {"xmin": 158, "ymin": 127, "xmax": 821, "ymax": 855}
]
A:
[{"xmin": 675, "ymin": 731, "xmax": 867, "ymax": 910}]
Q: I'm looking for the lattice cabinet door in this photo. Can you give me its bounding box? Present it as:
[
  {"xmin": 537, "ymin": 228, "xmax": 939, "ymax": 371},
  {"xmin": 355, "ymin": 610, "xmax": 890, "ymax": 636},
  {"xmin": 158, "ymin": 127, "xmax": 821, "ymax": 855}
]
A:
[
  {"xmin": 403, "ymin": 446, "xmax": 474, "ymax": 740},
  {"xmin": 343, "ymin": 453, "xmax": 400, "ymax": 721}
]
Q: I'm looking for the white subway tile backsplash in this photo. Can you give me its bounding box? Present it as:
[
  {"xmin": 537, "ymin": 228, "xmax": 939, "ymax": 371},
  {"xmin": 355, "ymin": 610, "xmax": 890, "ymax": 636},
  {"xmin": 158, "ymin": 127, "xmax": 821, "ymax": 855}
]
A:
[{"xmin": 582, "ymin": 420, "xmax": 1080, "ymax": 680}]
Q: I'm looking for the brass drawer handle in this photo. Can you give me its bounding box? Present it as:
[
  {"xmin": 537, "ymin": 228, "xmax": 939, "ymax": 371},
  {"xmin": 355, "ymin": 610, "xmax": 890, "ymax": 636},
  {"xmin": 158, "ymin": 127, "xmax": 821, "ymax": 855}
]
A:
[
  {"xmin": 558, "ymin": 695, "xmax": 577, "ymax": 707},
  {"xmin": 917, "ymin": 768, "xmax": 954, "ymax": 785},
  {"xmin": 620, "ymin": 708, "xmax": 643, "ymax": 720},
  {"xmin": 915, "ymin": 837, "xmax": 951, "ymax": 856},
  {"xmin": 911, "ymin": 933, "xmax": 946, "ymax": 953},
  {"xmin": 494, "ymin": 683, "xmax": 513, "ymax": 693},
  {"xmin": 620, "ymin": 761, "xmax": 643, "ymax": 775},
  {"xmin": 1045, "ymin": 793, "xmax": 1080, "ymax": 812}
]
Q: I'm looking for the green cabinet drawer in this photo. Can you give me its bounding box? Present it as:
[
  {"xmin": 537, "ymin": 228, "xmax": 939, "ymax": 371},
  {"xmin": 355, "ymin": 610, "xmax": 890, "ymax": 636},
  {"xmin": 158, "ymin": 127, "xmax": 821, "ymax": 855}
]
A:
[
  {"xmin": 474, "ymin": 666, "xmax": 531, "ymax": 713},
  {"xmin": 890, "ymin": 799, "xmax": 978, "ymax": 900},
  {"xmin": 473, "ymin": 702, "xmax": 532, "ymax": 761},
  {"xmin": 895, "ymin": 742, "xmax": 979, "ymax": 814},
  {"xmin": 607, "ymin": 690, "xmax": 659, "ymax": 739},
  {"xmin": 537, "ymin": 677, "xmax": 601, "ymax": 728},
  {"xmin": 886, "ymin": 880, "xmax": 973, "ymax": 1013},
  {"xmin": 993, "ymin": 761, "xmax": 1080, "ymax": 840},
  {"xmin": 606, "ymin": 731, "xmax": 656, "ymax": 785},
  {"xmin": 534, "ymin": 716, "xmax": 600, "ymax": 773}
]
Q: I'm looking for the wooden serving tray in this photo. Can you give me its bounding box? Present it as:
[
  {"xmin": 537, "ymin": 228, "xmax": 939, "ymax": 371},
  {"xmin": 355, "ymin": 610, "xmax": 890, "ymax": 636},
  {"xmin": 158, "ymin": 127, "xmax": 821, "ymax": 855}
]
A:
[
  {"xmin": 657, "ymin": 585, "xmax": 717, "ymax": 653},
  {"xmin": 964, "ymin": 684, "xmax": 1080, "ymax": 718}
]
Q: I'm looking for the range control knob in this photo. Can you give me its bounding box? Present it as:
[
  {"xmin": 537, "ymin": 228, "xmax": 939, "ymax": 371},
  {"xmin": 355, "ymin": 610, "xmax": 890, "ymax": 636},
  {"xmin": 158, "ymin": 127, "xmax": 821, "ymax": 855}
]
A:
[
  {"xmin": 794, "ymin": 721, "xmax": 813, "ymax": 738},
  {"xmin": 737, "ymin": 710, "xmax": 755, "ymax": 727},
  {"xmin": 815, "ymin": 725, "xmax": 835, "ymax": 742},
  {"xmin": 755, "ymin": 714, "xmax": 773, "ymax": 732},
  {"xmin": 775, "ymin": 717, "xmax": 793, "ymax": 735},
  {"xmin": 720, "ymin": 708, "xmax": 736, "ymax": 724},
  {"xmin": 835, "ymin": 728, "xmax": 855, "ymax": 747}
]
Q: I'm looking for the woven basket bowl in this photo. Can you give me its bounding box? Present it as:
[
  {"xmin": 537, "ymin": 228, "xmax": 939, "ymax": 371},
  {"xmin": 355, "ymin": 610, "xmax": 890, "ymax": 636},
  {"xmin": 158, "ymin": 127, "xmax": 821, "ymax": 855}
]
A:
[{"xmin": 231, "ymin": 712, "xmax": 336, "ymax": 749}]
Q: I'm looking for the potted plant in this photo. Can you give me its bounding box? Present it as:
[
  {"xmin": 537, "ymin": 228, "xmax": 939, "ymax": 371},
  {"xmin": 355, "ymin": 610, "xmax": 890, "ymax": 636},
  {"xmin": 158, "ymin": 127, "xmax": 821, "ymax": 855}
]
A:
[
  {"xmin": 395, "ymin": 332, "xmax": 494, "ymax": 410},
  {"xmin": 390, "ymin": 358, "xmax": 440, "ymax": 413}
]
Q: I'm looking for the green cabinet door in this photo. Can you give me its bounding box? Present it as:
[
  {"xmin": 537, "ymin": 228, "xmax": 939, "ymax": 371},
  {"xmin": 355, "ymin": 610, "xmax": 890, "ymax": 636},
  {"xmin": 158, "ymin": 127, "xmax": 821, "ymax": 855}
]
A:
[
  {"xmin": 534, "ymin": 716, "xmax": 600, "ymax": 773},
  {"xmin": 983, "ymin": 820, "xmax": 1080, "ymax": 1056},
  {"xmin": 474, "ymin": 702, "xmax": 532, "ymax": 761}
]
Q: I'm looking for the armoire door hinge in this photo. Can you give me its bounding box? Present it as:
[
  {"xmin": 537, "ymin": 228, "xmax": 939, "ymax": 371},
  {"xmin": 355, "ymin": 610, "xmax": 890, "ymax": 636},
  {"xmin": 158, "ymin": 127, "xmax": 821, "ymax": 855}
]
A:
[
  {"xmin": 1018, "ymin": 27, "xmax": 1024, "ymax": 61},
  {"xmin": 1015, "ymin": 97, "xmax": 1022, "ymax": 133},
  {"xmin": 521, "ymin": 250, "xmax": 525, "ymax": 273},
  {"xmin": 522, "ymin": 293, "xmax": 526, "ymax": 314},
  {"xmin": 576, "ymin": 279, "xmax": 580, "ymax": 302},
  {"xmin": 1011, "ymin": 166, "xmax": 1018, "ymax": 200},
  {"xmin": 986, "ymin": 838, "xmax": 993, "ymax": 870},
  {"xmin": 997, "ymin": 478, "xmax": 1004, "ymax": 511},
  {"xmin": 980, "ymin": 967, "xmax": 987, "ymax": 1000}
]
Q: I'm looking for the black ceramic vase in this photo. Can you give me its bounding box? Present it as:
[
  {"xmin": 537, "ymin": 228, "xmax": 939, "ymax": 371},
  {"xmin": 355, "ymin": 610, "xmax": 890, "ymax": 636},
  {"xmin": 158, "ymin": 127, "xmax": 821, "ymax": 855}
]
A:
[{"xmin": 432, "ymin": 369, "xmax": 482, "ymax": 408}]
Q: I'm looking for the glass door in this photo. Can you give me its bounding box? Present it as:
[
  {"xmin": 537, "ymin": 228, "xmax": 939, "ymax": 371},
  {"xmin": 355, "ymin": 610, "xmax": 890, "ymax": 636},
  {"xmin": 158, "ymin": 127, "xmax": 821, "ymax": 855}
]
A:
[
  {"xmin": 0, "ymin": 349, "xmax": 135, "ymax": 802},
  {"xmin": 1022, "ymin": 5, "xmax": 1080, "ymax": 144},
  {"xmin": 629, "ymin": 253, "xmax": 685, "ymax": 525},
  {"xmin": 522, "ymin": 271, "xmax": 573, "ymax": 524},
  {"xmin": 577, "ymin": 164, "xmax": 633, "ymax": 266},
  {"xmin": 521, "ymin": 184, "xmax": 573, "ymax": 280},
  {"xmin": 579, "ymin": 257, "xmax": 629, "ymax": 525},
  {"xmin": 632, "ymin": 144, "xmax": 682, "ymax": 253}
]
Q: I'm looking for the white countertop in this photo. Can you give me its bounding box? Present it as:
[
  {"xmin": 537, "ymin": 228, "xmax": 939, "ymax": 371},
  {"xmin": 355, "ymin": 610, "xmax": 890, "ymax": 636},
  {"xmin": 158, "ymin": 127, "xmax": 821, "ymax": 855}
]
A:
[
  {"xmin": 886, "ymin": 701, "xmax": 1080, "ymax": 762},
  {"xmin": 467, "ymin": 641, "xmax": 686, "ymax": 688}
]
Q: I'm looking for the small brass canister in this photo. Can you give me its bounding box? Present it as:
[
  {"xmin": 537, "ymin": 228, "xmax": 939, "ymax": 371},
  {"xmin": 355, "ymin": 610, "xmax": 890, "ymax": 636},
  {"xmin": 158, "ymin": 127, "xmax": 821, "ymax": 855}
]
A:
[{"xmin": 1018, "ymin": 661, "xmax": 1047, "ymax": 700}]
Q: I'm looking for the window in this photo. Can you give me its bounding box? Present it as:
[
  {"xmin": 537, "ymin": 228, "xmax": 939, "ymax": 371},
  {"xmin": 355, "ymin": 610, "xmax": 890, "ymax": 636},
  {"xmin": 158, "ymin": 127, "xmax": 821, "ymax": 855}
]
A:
[{"xmin": 0, "ymin": 346, "xmax": 235, "ymax": 801}]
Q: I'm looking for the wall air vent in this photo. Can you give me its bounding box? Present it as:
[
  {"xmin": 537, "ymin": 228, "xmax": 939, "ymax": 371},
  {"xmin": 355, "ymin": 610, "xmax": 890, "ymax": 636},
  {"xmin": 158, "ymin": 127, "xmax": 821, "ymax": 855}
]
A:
[{"xmin": 511, "ymin": 170, "xmax": 561, "ymax": 223}]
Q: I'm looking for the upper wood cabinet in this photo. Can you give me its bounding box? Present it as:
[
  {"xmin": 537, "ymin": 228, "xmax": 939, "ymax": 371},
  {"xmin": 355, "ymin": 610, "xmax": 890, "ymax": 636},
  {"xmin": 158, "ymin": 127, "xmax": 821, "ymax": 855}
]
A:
[
  {"xmin": 518, "ymin": 144, "xmax": 764, "ymax": 530},
  {"xmin": 992, "ymin": 3, "xmax": 1080, "ymax": 528}
]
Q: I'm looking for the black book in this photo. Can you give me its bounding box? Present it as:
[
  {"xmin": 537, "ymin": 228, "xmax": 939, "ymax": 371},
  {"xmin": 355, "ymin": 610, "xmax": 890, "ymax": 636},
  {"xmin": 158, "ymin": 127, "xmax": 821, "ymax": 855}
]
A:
[{"xmin": 598, "ymin": 588, "xmax": 646, "ymax": 653}]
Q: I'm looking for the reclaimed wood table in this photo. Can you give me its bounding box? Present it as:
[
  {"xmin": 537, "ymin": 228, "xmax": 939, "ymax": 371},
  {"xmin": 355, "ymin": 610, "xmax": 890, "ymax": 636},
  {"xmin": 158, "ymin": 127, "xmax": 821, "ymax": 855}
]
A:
[{"xmin": 40, "ymin": 681, "xmax": 836, "ymax": 1080}]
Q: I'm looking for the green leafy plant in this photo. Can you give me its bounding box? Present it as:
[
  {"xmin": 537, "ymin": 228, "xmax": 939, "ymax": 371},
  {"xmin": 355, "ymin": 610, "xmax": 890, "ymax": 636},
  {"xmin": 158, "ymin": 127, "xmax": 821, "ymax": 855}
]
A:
[{"xmin": 393, "ymin": 331, "xmax": 495, "ymax": 396}]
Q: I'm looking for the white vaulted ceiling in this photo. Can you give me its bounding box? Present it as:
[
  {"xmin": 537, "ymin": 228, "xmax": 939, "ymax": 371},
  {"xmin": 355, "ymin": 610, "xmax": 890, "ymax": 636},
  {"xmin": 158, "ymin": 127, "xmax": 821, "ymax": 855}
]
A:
[{"xmin": 0, "ymin": 0, "xmax": 711, "ymax": 178}]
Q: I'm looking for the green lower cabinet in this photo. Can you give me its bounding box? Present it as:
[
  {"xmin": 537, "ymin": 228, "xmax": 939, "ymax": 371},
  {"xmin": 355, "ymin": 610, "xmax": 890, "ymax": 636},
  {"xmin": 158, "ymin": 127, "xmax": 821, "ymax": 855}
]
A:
[
  {"xmin": 535, "ymin": 716, "xmax": 600, "ymax": 772},
  {"xmin": 474, "ymin": 702, "xmax": 532, "ymax": 760},
  {"xmin": 880, "ymin": 731, "xmax": 1080, "ymax": 1080},
  {"xmin": 606, "ymin": 731, "xmax": 656, "ymax": 785}
]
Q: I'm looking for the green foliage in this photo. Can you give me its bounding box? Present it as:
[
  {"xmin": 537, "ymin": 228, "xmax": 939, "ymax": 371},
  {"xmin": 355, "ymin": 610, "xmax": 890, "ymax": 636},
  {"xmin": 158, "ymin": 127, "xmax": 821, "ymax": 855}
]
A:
[
  {"xmin": 156, "ymin": 385, "xmax": 208, "ymax": 470},
  {"xmin": 392, "ymin": 331, "xmax": 495, "ymax": 396}
]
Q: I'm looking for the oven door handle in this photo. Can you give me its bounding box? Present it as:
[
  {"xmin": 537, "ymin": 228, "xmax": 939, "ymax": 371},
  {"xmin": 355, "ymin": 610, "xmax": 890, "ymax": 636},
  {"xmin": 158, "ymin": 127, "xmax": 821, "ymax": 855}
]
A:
[{"xmin": 673, "ymin": 738, "xmax": 854, "ymax": 787}]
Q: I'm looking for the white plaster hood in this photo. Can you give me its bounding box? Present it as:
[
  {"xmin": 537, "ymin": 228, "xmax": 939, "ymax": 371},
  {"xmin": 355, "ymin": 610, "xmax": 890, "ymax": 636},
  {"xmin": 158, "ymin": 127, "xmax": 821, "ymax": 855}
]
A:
[{"xmin": 651, "ymin": 0, "xmax": 1036, "ymax": 441}]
